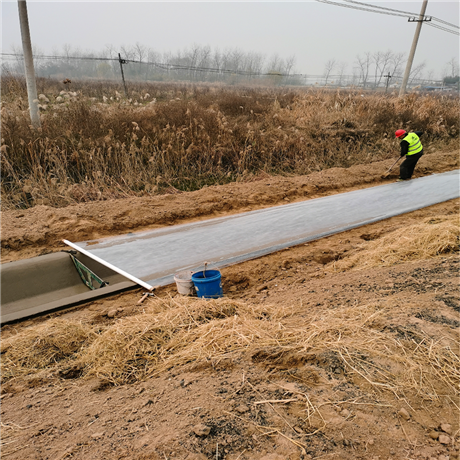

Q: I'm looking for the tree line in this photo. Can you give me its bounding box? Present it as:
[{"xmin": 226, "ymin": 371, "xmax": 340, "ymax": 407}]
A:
[
  {"xmin": 324, "ymin": 52, "xmax": 458, "ymax": 89},
  {"xmin": 2, "ymin": 43, "xmax": 457, "ymax": 88}
]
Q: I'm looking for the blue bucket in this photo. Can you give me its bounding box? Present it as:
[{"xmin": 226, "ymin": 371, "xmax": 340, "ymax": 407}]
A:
[{"xmin": 191, "ymin": 270, "xmax": 223, "ymax": 299}]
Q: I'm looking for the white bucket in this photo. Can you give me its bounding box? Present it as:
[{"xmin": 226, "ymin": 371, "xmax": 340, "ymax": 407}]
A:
[{"xmin": 174, "ymin": 270, "xmax": 195, "ymax": 296}]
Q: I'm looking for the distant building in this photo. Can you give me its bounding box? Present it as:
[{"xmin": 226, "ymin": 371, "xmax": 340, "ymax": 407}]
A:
[{"xmin": 421, "ymin": 86, "xmax": 455, "ymax": 92}]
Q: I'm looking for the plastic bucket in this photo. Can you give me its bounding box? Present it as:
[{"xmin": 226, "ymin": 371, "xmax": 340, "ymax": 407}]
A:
[
  {"xmin": 174, "ymin": 270, "xmax": 195, "ymax": 296},
  {"xmin": 191, "ymin": 270, "xmax": 223, "ymax": 299}
]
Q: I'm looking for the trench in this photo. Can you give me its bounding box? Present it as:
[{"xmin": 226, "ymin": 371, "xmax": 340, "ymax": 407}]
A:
[{"xmin": 2, "ymin": 170, "xmax": 459, "ymax": 324}]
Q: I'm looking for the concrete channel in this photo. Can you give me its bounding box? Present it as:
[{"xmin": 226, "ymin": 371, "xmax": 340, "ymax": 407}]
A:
[
  {"xmin": 2, "ymin": 170, "xmax": 459, "ymax": 324},
  {"xmin": 1, "ymin": 252, "xmax": 135, "ymax": 324}
]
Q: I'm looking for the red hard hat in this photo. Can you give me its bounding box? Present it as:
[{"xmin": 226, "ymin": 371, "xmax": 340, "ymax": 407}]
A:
[{"xmin": 395, "ymin": 129, "xmax": 406, "ymax": 138}]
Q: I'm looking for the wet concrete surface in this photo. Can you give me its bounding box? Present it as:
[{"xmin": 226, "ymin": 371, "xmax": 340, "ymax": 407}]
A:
[{"xmin": 74, "ymin": 170, "xmax": 460, "ymax": 288}]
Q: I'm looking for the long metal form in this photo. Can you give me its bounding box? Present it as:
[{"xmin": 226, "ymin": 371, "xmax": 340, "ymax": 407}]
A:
[
  {"xmin": 69, "ymin": 170, "xmax": 460, "ymax": 289},
  {"xmin": 63, "ymin": 240, "xmax": 153, "ymax": 290}
]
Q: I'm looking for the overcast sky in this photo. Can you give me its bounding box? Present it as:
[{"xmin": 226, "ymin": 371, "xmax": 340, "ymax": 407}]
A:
[{"xmin": 2, "ymin": 1, "xmax": 459, "ymax": 79}]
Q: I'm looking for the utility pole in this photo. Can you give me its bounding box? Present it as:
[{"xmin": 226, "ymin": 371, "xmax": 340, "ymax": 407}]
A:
[
  {"xmin": 118, "ymin": 53, "xmax": 128, "ymax": 96},
  {"xmin": 17, "ymin": 0, "xmax": 40, "ymax": 128},
  {"xmin": 399, "ymin": 0, "xmax": 431, "ymax": 97},
  {"xmin": 384, "ymin": 73, "xmax": 392, "ymax": 93}
]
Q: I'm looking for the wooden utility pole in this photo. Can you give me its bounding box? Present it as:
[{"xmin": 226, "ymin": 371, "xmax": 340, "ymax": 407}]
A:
[
  {"xmin": 17, "ymin": 0, "xmax": 40, "ymax": 127},
  {"xmin": 399, "ymin": 0, "xmax": 430, "ymax": 97},
  {"xmin": 384, "ymin": 73, "xmax": 392, "ymax": 93},
  {"xmin": 118, "ymin": 53, "xmax": 128, "ymax": 96}
]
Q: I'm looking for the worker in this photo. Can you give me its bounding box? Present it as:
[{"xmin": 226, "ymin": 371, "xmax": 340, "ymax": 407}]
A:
[{"xmin": 395, "ymin": 130, "xmax": 424, "ymax": 181}]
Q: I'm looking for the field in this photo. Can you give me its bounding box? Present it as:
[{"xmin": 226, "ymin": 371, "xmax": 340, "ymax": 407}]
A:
[
  {"xmin": 1, "ymin": 80, "xmax": 459, "ymax": 460},
  {"xmin": 1, "ymin": 77, "xmax": 459, "ymax": 210}
]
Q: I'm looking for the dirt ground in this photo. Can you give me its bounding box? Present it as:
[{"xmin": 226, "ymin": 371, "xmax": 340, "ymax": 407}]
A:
[{"xmin": 1, "ymin": 150, "xmax": 459, "ymax": 460}]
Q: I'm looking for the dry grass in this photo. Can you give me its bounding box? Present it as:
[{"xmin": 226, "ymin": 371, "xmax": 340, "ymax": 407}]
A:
[
  {"xmin": 2, "ymin": 296, "xmax": 458, "ymax": 404},
  {"xmin": 0, "ymin": 318, "xmax": 96, "ymax": 381},
  {"xmin": 330, "ymin": 215, "xmax": 460, "ymax": 272},
  {"xmin": 78, "ymin": 298, "xmax": 250, "ymax": 384},
  {"xmin": 1, "ymin": 76, "xmax": 459, "ymax": 209}
]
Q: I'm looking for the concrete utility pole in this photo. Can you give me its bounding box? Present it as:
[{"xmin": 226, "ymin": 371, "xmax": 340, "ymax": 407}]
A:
[
  {"xmin": 17, "ymin": 0, "xmax": 40, "ymax": 127},
  {"xmin": 399, "ymin": 0, "xmax": 430, "ymax": 97}
]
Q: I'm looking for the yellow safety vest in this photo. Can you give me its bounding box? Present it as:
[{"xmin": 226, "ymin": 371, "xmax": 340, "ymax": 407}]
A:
[{"xmin": 405, "ymin": 133, "xmax": 423, "ymax": 155}]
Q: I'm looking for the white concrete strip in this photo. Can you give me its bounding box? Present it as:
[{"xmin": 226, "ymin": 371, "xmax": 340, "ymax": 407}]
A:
[{"xmin": 73, "ymin": 170, "xmax": 460, "ymax": 289}]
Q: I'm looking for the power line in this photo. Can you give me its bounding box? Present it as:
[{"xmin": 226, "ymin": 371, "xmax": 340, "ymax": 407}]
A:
[
  {"xmin": 315, "ymin": 0, "xmax": 459, "ymax": 35},
  {"xmin": 1, "ymin": 53, "xmax": 116, "ymax": 62},
  {"xmin": 315, "ymin": 0, "xmax": 410, "ymax": 19},
  {"xmin": 342, "ymin": 0, "xmax": 459, "ymax": 29},
  {"xmin": 1, "ymin": 52, "xmax": 306, "ymax": 78},
  {"xmin": 425, "ymin": 22, "xmax": 460, "ymax": 36},
  {"xmin": 430, "ymin": 17, "xmax": 460, "ymax": 30}
]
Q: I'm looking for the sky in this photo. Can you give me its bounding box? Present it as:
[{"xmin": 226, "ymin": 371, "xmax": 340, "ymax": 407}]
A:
[{"xmin": 2, "ymin": 1, "xmax": 459, "ymax": 79}]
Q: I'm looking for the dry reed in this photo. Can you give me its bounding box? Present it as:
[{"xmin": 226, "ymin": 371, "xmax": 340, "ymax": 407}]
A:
[
  {"xmin": 0, "ymin": 319, "xmax": 96, "ymax": 381},
  {"xmin": 77, "ymin": 298, "xmax": 264, "ymax": 384},
  {"xmin": 1, "ymin": 77, "xmax": 459, "ymax": 209},
  {"xmin": 331, "ymin": 215, "xmax": 460, "ymax": 272}
]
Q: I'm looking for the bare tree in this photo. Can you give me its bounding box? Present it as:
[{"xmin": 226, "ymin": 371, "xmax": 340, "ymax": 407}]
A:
[
  {"xmin": 103, "ymin": 44, "xmax": 117, "ymax": 59},
  {"xmin": 198, "ymin": 45, "xmax": 211, "ymax": 81},
  {"xmin": 11, "ymin": 40, "xmax": 303, "ymax": 85},
  {"xmin": 242, "ymin": 51, "xmax": 265, "ymax": 81},
  {"xmin": 409, "ymin": 61, "xmax": 426, "ymax": 86},
  {"xmin": 267, "ymin": 53, "xmax": 283, "ymax": 73},
  {"xmin": 211, "ymin": 48, "xmax": 222, "ymax": 81},
  {"xmin": 186, "ymin": 43, "xmax": 200, "ymax": 80},
  {"xmin": 144, "ymin": 48, "xmax": 160, "ymax": 79},
  {"xmin": 323, "ymin": 59, "xmax": 336, "ymax": 86},
  {"xmin": 351, "ymin": 68, "xmax": 360, "ymax": 86},
  {"xmin": 445, "ymin": 57, "xmax": 459, "ymax": 77},
  {"xmin": 162, "ymin": 50, "xmax": 174, "ymax": 80},
  {"xmin": 425, "ymin": 69, "xmax": 435, "ymax": 85},
  {"xmin": 283, "ymin": 55, "xmax": 296, "ymax": 85},
  {"xmin": 284, "ymin": 55, "xmax": 296, "ymax": 75},
  {"xmin": 133, "ymin": 42, "xmax": 147, "ymax": 62},
  {"xmin": 62, "ymin": 43, "xmax": 72, "ymax": 63},
  {"xmin": 131, "ymin": 42, "xmax": 147, "ymax": 78},
  {"xmin": 337, "ymin": 61, "xmax": 347, "ymax": 86},
  {"xmin": 252, "ymin": 52, "xmax": 265, "ymax": 75},
  {"xmin": 230, "ymin": 48, "xmax": 244, "ymax": 72},
  {"xmin": 389, "ymin": 52, "xmax": 406, "ymax": 79},
  {"xmin": 120, "ymin": 45, "xmax": 135, "ymax": 61},
  {"xmin": 373, "ymin": 50, "xmax": 392, "ymax": 87},
  {"xmin": 355, "ymin": 52, "xmax": 372, "ymax": 88}
]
